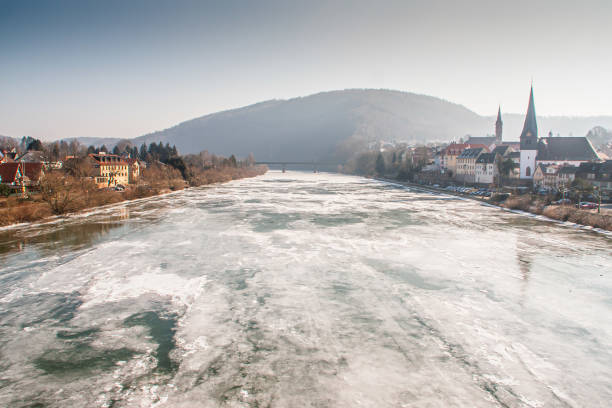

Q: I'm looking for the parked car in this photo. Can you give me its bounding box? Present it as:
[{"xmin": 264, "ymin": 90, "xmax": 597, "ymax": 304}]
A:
[
  {"xmin": 577, "ymin": 201, "xmax": 598, "ymax": 209},
  {"xmin": 552, "ymin": 198, "xmax": 572, "ymax": 205}
]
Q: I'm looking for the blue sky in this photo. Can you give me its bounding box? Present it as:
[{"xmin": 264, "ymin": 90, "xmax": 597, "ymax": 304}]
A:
[{"xmin": 1, "ymin": 0, "xmax": 611, "ymax": 140}]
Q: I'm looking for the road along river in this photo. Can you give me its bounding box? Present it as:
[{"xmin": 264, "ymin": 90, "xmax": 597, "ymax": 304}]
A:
[{"xmin": 0, "ymin": 171, "xmax": 610, "ymax": 407}]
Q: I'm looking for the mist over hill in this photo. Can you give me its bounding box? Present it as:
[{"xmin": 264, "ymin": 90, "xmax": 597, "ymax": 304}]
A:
[
  {"xmin": 129, "ymin": 89, "xmax": 612, "ymax": 162},
  {"xmin": 131, "ymin": 90, "xmax": 488, "ymax": 162},
  {"xmin": 5, "ymin": 89, "xmax": 612, "ymax": 162}
]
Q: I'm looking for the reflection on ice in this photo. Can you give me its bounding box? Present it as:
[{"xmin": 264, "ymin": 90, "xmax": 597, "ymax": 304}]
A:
[{"xmin": 0, "ymin": 171, "xmax": 610, "ymax": 407}]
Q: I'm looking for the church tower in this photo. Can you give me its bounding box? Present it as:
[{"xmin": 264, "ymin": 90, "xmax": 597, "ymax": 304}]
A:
[
  {"xmin": 519, "ymin": 86, "xmax": 538, "ymax": 179},
  {"xmin": 495, "ymin": 105, "xmax": 503, "ymax": 142}
]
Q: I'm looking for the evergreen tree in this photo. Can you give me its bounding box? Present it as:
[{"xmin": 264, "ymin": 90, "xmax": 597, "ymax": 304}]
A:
[
  {"xmin": 52, "ymin": 144, "xmax": 60, "ymax": 160},
  {"xmin": 139, "ymin": 143, "xmax": 147, "ymax": 160},
  {"xmin": 100, "ymin": 144, "xmax": 108, "ymax": 152},
  {"xmin": 375, "ymin": 153, "xmax": 386, "ymax": 176},
  {"xmin": 27, "ymin": 139, "xmax": 44, "ymax": 151},
  {"xmin": 112, "ymin": 145, "xmax": 120, "ymax": 155}
]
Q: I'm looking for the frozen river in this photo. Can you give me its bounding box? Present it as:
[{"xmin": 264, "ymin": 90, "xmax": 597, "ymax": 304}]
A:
[{"xmin": 0, "ymin": 171, "xmax": 610, "ymax": 407}]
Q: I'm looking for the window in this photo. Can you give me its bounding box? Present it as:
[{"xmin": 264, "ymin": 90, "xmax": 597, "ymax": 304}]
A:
[{"xmin": 526, "ymin": 166, "xmax": 531, "ymax": 177}]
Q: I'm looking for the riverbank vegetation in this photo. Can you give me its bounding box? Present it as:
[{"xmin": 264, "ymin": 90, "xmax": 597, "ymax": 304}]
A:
[
  {"xmin": 0, "ymin": 145, "xmax": 266, "ymax": 226},
  {"xmin": 503, "ymin": 195, "xmax": 611, "ymax": 230}
]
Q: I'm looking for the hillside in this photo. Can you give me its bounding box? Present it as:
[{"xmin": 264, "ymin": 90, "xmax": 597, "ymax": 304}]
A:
[
  {"xmin": 131, "ymin": 90, "xmax": 489, "ymax": 163},
  {"xmin": 130, "ymin": 89, "xmax": 612, "ymax": 162},
  {"xmin": 4, "ymin": 89, "xmax": 612, "ymax": 163}
]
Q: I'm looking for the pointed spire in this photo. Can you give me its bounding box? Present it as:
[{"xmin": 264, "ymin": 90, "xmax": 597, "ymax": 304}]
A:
[
  {"xmin": 495, "ymin": 105, "xmax": 503, "ymax": 141},
  {"xmin": 520, "ymin": 85, "xmax": 538, "ymax": 148}
]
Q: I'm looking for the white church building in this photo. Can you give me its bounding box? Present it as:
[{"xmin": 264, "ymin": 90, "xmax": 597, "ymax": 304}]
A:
[{"xmin": 517, "ymin": 87, "xmax": 600, "ymax": 180}]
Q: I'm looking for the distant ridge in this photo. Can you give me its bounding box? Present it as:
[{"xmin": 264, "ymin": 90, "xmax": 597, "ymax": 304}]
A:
[{"xmin": 7, "ymin": 89, "xmax": 612, "ymax": 162}]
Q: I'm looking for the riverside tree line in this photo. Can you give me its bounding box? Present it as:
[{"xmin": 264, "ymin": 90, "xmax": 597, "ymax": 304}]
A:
[{"xmin": 0, "ymin": 138, "xmax": 266, "ymax": 225}]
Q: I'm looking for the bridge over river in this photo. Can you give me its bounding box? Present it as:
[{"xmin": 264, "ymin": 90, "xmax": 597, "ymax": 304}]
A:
[{"xmin": 256, "ymin": 161, "xmax": 342, "ymax": 172}]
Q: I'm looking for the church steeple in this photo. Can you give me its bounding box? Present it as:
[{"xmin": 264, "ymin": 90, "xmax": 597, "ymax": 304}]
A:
[
  {"xmin": 520, "ymin": 86, "xmax": 538, "ymax": 149},
  {"xmin": 495, "ymin": 105, "xmax": 503, "ymax": 142}
]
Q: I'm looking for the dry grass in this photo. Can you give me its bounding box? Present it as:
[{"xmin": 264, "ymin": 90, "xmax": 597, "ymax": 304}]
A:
[
  {"xmin": 187, "ymin": 165, "xmax": 267, "ymax": 186},
  {"xmin": 0, "ymin": 197, "xmax": 52, "ymax": 225},
  {"xmin": 0, "ymin": 164, "xmax": 268, "ymax": 227},
  {"xmin": 503, "ymin": 195, "xmax": 546, "ymax": 213},
  {"xmin": 542, "ymin": 205, "xmax": 612, "ymax": 230},
  {"xmin": 503, "ymin": 195, "xmax": 611, "ymax": 230}
]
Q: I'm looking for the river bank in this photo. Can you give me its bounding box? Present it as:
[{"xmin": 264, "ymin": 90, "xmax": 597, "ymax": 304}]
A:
[
  {"xmin": 376, "ymin": 177, "xmax": 612, "ymax": 233},
  {"xmin": 0, "ymin": 165, "xmax": 267, "ymax": 227}
]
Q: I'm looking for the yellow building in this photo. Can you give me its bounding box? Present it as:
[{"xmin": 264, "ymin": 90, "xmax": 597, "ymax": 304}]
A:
[
  {"xmin": 89, "ymin": 153, "xmax": 129, "ymax": 188},
  {"xmin": 126, "ymin": 158, "xmax": 141, "ymax": 184}
]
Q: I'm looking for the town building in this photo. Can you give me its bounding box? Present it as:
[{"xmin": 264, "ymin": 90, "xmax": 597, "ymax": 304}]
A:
[
  {"xmin": 518, "ymin": 86, "xmax": 601, "ymax": 180},
  {"xmin": 440, "ymin": 143, "xmax": 467, "ymax": 175},
  {"xmin": 88, "ymin": 152, "xmax": 129, "ymax": 188},
  {"xmin": 474, "ymin": 152, "xmax": 496, "ymax": 185},
  {"xmin": 558, "ymin": 165, "xmax": 577, "ymax": 187},
  {"xmin": 533, "ymin": 164, "xmax": 560, "ymax": 189},
  {"xmin": 519, "ymin": 87, "xmax": 539, "ymax": 179},
  {"xmin": 1, "ymin": 149, "xmax": 17, "ymax": 163},
  {"xmin": 536, "ymin": 137, "xmax": 600, "ymax": 167},
  {"xmin": 575, "ymin": 161, "xmax": 612, "ymax": 201},
  {"xmin": 126, "ymin": 158, "xmax": 141, "ymax": 184},
  {"xmin": 0, "ymin": 162, "xmax": 44, "ymax": 187},
  {"xmin": 456, "ymin": 147, "xmax": 486, "ymax": 183},
  {"xmin": 464, "ymin": 106, "xmax": 504, "ymax": 151}
]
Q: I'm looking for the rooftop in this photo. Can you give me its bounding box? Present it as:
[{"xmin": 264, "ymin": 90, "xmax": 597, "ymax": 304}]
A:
[{"xmin": 537, "ymin": 137, "xmax": 600, "ymax": 162}]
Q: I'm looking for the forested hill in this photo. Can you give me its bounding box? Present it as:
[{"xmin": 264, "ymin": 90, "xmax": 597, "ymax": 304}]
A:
[
  {"xmin": 130, "ymin": 89, "xmax": 487, "ymax": 162},
  {"xmin": 129, "ymin": 89, "xmax": 612, "ymax": 162},
  {"xmin": 5, "ymin": 89, "xmax": 612, "ymax": 163}
]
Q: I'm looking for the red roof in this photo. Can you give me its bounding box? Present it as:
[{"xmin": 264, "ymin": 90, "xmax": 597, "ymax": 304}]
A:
[
  {"xmin": 89, "ymin": 153, "xmax": 127, "ymax": 166},
  {"xmin": 0, "ymin": 162, "xmax": 44, "ymax": 184},
  {"xmin": 23, "ymin": 162, "xmax": 44, "ymax": 182},
  {"xmin": 443, "ymin": 143, "xmax": 468, "ymax": 156},
  {"xmin": 465, "ymin": 143, "xmax": 490, "ymax": 152},
  {"xmin": 0, "ymin": 163, "xmax": 20, "ymax": 183}
]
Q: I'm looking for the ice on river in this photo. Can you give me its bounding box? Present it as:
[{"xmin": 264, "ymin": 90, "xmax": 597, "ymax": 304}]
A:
[{"xmin": 0, "ymin": 171, "xmax": 611, "ymax": 407}]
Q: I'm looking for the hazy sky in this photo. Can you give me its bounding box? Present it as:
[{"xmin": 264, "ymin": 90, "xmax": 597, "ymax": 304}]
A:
[{"xmin": 1, "ymin": 0, "xmax": 611, "ymax": 141}]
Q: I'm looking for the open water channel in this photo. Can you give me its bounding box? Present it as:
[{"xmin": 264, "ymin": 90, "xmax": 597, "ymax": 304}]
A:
[{"xmin": 0, "ymin": 171, "xmax": 610, "ymax": 407}]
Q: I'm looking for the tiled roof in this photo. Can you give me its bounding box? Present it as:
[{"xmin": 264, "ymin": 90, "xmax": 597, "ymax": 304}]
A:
[
  {"xmin": 537, "ymin": 137, "xmax": 600, "ymax": 162},
  {"xmin": 89, "ymin": 153, "xmax": 127, "ymax": 165},
  {"xmin": 576, "ymin": 160, "xmax": 612, "ymax": 181},
  {"xmin": 558, "ymin": 166, "xmax": 578, "ymax": 174},
  {"xmin": 492, "ymin": 145, "xmax": 511, "ymax": 156},
  {"xmin": 0, "ymin": 163, "xmax": 19, "ymax": 183},
  {"xmin": 466, "ymin": 136, "xmax": 497, "ymax": 146},
  {"xmin": 457, "ymin": 147, "xmax": 484, "ymax": 159},
  {"xmin": 466, "ymin": 143, "xmax": 490, "ymax": 151},
  {"xmin": 17, "ymin": 151, "xmax": 46, "ymax": 162},
  {"xmin": 476, "ymin": 153, "xmax": 495, "ymax": 164},
  {"xmin": 443, "ymin": 143, "xmax": 468, "ymax": 156},
  {"xmin": 23, "ymin": 162, "xmax": 44, "ymax": 182}
]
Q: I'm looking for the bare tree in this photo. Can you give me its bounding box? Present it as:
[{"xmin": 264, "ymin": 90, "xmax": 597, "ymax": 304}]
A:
[{"xmin": 39, "ymin": 173, "xmax": 80, "ymax": 214}]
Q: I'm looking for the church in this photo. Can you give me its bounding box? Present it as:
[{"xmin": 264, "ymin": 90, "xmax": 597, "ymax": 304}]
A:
[{"xmin": 517, "ymin": 86, "xmax": 600, "ymax": 180}]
